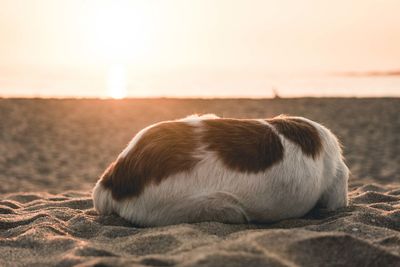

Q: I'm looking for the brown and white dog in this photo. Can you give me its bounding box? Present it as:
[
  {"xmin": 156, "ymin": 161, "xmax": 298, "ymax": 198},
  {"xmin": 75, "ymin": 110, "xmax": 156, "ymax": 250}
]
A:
[{"xmin": 93, "ymin": 114, "xmax": 349, "ymax": 226}]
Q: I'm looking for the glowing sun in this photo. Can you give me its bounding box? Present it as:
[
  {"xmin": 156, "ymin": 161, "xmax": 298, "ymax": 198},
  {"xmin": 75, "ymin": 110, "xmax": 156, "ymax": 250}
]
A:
[{"xmin": 107, "ymin": 64, "xmax": 127, "ymax": 99}]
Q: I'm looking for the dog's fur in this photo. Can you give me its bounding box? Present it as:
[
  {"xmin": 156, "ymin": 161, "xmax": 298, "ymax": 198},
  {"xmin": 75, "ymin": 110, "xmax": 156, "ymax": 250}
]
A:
[{"xmin": 93, "ymin": 114, "xmax": 349, "ymax": 226}]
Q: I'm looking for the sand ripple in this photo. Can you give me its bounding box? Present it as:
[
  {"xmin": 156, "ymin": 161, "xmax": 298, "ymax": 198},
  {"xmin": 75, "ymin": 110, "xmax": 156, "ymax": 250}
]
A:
[{"xmin": 0, "ymin": 184, "xmax": 399, "ymax": 267}]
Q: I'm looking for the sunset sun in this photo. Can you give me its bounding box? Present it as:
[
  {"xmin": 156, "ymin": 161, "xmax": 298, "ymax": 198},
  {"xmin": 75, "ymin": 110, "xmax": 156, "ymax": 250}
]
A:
[
  {"xmin": 88, "ymin": 1, "xmax": 156, "ymax": 64},
  {"xmin": 87, "ymin": 2, "xmax": 160, "ymax": 99},
  {"xmin": 107, "ymin": 64, "xmax": 127, "ymax": 99}
]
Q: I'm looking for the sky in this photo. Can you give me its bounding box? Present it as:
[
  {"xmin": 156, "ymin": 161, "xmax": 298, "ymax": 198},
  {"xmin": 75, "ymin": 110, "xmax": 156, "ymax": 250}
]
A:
[{"xmin": 1, "ymin": 0, "xmax": 400, "ymax": 98}]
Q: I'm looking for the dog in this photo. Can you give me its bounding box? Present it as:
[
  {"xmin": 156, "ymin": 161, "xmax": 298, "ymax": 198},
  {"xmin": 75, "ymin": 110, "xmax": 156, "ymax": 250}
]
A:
[{"xmin": 93, "ymin": 114, "xmax": 349, "ymax": 226}]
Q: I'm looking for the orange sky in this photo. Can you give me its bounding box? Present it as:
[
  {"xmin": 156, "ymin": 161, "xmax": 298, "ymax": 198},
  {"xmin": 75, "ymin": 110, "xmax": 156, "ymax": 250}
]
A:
[{"xmin": 1, "ymin": 0, "xmax": 400, "ymax": 97}]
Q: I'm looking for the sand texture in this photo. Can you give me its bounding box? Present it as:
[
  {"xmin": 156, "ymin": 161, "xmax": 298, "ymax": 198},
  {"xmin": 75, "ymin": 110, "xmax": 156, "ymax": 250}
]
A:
[{"xmin": 0, "ymin": 98, "xmax": 399, "ymax": 266}]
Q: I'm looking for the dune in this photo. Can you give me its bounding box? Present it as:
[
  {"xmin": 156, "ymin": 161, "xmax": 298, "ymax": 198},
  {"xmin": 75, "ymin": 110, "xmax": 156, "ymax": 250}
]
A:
[{"xmin": 0, "ymin": 98, "xmax": 399, "ymax": 266}]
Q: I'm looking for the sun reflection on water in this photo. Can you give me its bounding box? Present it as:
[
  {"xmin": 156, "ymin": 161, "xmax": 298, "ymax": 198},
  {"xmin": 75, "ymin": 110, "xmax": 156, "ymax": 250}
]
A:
[{"xmin": 107, "ymin": 64, "xmax": 127, "ymax": 99}]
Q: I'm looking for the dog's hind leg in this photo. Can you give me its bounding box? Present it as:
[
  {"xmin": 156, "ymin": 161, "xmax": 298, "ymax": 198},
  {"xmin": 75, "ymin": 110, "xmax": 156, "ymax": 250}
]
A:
[
  {"xmin": 318, "ymin": 161, "xmax": 349, "ymax": 211},
  {"xmin": 159, "ymin": 191, "xmax": 250, "ymax": 225}
]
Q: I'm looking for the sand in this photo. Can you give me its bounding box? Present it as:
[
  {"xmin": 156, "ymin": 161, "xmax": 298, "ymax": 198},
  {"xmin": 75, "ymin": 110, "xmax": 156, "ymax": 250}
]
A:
[{"xmin": 0, "ymin": 98, "xmax": 399, "ymax": 266}]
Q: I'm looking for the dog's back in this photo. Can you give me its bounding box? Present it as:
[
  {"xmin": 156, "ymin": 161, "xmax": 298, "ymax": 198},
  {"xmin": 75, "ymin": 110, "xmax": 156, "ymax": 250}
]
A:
[{"xmin": 93, "ymin": 114, "xmax": 348, "ymax": 226}]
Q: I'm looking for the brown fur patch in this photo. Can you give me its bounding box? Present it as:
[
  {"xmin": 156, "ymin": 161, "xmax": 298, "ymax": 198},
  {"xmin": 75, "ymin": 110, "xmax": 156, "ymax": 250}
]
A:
[
  {"xmin": 267, "ymin": 116, "xmax": 322, "ymax": 158},
  {"xmin": 100, "ymin": 122, "xmax": 200, "ymax": 200},
  {"xmin": 202, "ymin": 119, "xmax": 284, "ymax": 173}
]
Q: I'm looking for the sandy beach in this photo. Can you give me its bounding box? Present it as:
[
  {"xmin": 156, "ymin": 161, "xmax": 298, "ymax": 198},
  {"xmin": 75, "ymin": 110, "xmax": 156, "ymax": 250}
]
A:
[{"xmin": 0, "ymin": 98, "xmax": 399, "ymax": 266}]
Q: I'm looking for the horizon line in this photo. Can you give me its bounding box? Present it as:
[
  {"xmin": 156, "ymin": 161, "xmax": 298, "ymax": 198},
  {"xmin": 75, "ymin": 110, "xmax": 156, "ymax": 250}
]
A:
[{"xmin": 1, "ymin": 95, "xmax": 399, "ymax": 100}]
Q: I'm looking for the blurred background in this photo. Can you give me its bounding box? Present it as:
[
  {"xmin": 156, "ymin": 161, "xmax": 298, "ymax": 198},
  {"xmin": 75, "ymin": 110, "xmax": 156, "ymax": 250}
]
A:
[
  {"xmin": 1, "ymin": 0, "xmax": 400, "ymax": 98},
  {"xmin": 0, "ymin": 1, "xmax": 399, "ymax": 194}
]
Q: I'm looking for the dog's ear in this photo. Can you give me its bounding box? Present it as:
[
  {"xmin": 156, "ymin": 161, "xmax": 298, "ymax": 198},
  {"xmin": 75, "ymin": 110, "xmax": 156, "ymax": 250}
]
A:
[
  {"xmin": 98, "ymin": 156, "xmax": 141, "ymax": 200},
  {"xmin": 107, "ymin": 156, "xmax": 144, "ymax": 200},
  {"xmin": 101, "ymin": 121, "xmax": 201, "ymax": 200},
  {"xmin": 99, "ymin": 161, "xmax": 116, "ymax": 188}
]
